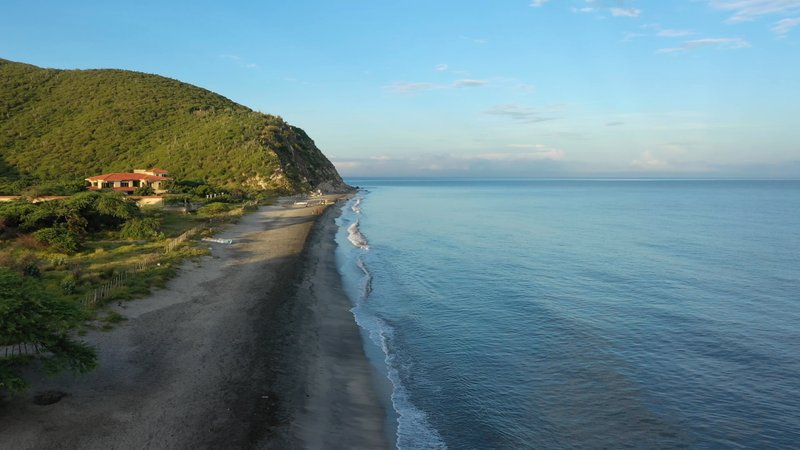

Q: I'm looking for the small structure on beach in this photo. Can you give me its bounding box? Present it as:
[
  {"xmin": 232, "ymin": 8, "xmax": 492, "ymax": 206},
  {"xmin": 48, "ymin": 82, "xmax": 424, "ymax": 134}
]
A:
[{"xmin": 85, "ymin": 168, "xmax": 172, "ymax": 194}]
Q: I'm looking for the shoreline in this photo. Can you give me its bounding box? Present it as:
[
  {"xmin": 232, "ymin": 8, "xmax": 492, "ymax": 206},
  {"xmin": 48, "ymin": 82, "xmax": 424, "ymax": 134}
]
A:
[{"xmin": 0, "ymin": 197, "xmax": 391, "ymax": 449}]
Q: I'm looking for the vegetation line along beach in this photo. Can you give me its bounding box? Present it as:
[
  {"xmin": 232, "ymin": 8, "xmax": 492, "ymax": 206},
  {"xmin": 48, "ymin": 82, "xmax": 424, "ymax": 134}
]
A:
[{"xmin": 1, "ymin": 197, "xmax": 389, "ymax": 449}]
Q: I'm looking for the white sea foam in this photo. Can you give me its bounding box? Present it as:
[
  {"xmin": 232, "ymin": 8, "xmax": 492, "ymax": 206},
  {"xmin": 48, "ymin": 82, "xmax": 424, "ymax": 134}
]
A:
[
  {"xmin": 351, "ymin": 309, "xmax": 448, "ymax": 450},
  {"xmin": 340, "ymin": 195, "xmax": 446, "ymax": 449},
  {"xmin": 356, "ymin": 256, "xmax": 373, "ymax": 298},
  {"xmin": 347, "ymin": 221, "xmax": 369, "ymax": 249}
]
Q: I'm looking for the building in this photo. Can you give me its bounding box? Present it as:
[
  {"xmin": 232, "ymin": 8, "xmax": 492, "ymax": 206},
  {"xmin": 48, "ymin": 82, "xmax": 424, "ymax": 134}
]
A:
[{"xmin": 85, "ymin": 168, "xmax": 172, "ymax": 194}]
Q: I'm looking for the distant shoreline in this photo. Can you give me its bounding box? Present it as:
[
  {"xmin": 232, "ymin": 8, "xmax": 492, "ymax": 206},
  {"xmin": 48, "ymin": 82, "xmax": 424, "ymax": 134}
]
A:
[{"xmin": 0, "ymin": 196, "xmax": 390, "ymax": 449}]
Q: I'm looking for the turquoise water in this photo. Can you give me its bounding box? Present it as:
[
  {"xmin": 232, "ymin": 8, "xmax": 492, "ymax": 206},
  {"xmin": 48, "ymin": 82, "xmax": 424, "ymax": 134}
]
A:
[{"xmin": 334, "ymin": 179, "xmax": 800, "ymax": 449}]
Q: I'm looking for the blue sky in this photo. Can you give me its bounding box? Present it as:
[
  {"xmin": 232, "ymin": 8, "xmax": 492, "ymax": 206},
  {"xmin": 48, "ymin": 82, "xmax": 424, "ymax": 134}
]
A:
[{"xmin": 2, "ymin": 0, "xmax": 799, "ymax": 177}]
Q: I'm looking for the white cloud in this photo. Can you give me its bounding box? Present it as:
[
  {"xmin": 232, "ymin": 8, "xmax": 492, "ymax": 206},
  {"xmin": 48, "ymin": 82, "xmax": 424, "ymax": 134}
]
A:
[
  {"xmin": 386, "ymin": 82, "xmax": 439, "ymax": 93},
  {"xmin": 710, "ymin": 0, "xmax": 800, "ymax": 23},
  {"xmin": 772, "ymin": 16, "xmax": 800, "ymax": 33},
  {"xmin": 530, "ymin": 0, "xmax": 550, "ymax": 7},
  {"xmin": 657, "ymin": 37, "xmax": 752, "ymax": 53},
  {"xmin": 453, "ymin": 79, "xmax": 488, "ymax": 87},
  {"xmin": 332, "ymin": 150, "xmax": 567, "ymax": 177},
  {"xmin": 657, "ymin": 28, "xmax": 696, "ymax": 37},
  {"xmin": 630, "ymin": 151, "xmax": 670, "ymax": 170},
  {"xmin": 469, "ymin": 149, "xmax": 565, "ymax": 161},
  {"xmin": 611, "ymin": 7, "xmax": 642, "ymax": 17},
  {"xmin": 507, "ymin": 143, "xmax": 548, "ymax": 149},
  {"xmin": 385, "ymin": 79, "xmax": 489, "ymax": 94},
  {"xmin": 574, "ymin": 1, "xmax": 641, "ymax": 17},
  {"xmin": 219, "ymin": 54, "xmax": 258, "ymax": 69},
  {"xmin": 435, "ymin": 63, "xmax": 449, "ymax": 71},
  {"xmin": 484, "ymin": 104, "xmax": 557, "ymax": 123}
]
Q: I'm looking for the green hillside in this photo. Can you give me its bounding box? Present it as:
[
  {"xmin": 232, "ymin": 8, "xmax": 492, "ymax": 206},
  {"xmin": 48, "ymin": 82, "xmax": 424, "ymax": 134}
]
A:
[{"xmin": 0, "ymin": 58, "xmax": 348, "ymax": 194}]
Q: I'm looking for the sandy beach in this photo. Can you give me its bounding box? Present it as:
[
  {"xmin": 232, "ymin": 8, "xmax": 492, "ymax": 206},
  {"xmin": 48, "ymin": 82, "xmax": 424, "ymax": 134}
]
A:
[{"xmin": 0, "ymin": 198, "xmax": 391, "ymax": 449}]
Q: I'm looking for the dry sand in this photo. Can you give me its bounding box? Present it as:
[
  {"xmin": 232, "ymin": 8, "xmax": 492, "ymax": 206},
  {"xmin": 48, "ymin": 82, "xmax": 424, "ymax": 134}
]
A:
[{"xmin": 0, "ymin": 198, "xmax": 391, "ymax": 450}]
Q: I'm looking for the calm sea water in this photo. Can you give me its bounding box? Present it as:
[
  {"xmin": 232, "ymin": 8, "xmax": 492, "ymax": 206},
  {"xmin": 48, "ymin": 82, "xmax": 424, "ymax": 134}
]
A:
[{"xmin": 334, "ymin": 179, "xmax": 800, "ymax": 450}]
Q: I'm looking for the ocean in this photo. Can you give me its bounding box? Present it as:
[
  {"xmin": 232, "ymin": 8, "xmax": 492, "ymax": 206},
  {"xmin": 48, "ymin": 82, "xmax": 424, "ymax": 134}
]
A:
[{"xmin": 333, "ymin": 179, "xmax": 800, "ymax": 449}]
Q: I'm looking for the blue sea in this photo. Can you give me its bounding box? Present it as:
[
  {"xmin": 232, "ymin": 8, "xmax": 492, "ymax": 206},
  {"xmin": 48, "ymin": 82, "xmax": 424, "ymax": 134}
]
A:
[{"xmin": 333, "ymin": 179, "xmax": 800, "ymax": 449}]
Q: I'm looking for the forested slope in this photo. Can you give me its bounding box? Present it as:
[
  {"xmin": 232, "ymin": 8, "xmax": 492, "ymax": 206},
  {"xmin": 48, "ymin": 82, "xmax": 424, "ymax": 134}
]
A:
[{"xmin": 0, "ymin": 58, "xmax": 349, "ymax": 194}]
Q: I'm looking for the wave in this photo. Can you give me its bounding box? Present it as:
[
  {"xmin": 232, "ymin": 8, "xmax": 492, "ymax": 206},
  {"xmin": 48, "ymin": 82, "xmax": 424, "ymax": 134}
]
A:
[
  {"xmin": 347, "ymin": 221, "xmax": 369, "ymax": 249},
  {"xmin": 351, "ymin": 310, "xmax": 447, "ymax": 450},
  {"xmin": 356, "ymin": 256, "xmax": 373, "ymax": 298},
  {"xmin": 339, "ymin": 195, "xmax": 446, "ymax": 449}
]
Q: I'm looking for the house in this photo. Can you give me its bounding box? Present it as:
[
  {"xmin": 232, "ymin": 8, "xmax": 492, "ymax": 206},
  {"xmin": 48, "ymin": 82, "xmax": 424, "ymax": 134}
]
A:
[{"xmin": 85, "ymin": 168, "xmax": 172, "ymax": 194}]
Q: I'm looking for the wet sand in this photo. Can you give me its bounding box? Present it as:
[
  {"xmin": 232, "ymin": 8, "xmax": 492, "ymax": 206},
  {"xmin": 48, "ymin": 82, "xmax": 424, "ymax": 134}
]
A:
[{"xmin": 0, "ymin": 198, "xmax": 390, "ymax": 449}]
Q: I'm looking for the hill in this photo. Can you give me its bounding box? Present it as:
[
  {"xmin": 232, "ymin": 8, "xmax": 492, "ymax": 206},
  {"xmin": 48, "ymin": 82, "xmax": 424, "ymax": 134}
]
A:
[{"xmin": 0, "ymin": 58, "xmax": 349, "ymax": 194}]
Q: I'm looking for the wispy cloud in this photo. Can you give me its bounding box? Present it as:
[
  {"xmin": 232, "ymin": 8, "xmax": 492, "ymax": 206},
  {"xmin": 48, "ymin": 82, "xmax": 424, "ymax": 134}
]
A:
[
  {"xmin": 772, "ymin": 16, "xmax": 800, "ymax": 33},
  {"xmin": 386, "ymin": 82, "xmax": 439, "ymax": 94},
  {"xmin": 435, "ymin": 63, "xmax": 449, "ymax": 71},
  {"xmin": 484, "ymin": 104, "xmax": 557, "ymax": 123},
  {"xmin": 332, "ymin": 148, "xmax": 566, "ymax": 177},
  {"xmin": 630, "ymin": 151, "xmax": 670, "ymax": 170},
  {"xmin": 624, "ymin": 25, "xmax": 695, "ymax": 42},
  {"xmin": 573, "ymin": 1, "xmax": 642, "ymax": 18},
  {"xmin": 657, "ymin": 37, "xmax": 752, "ymax": 53},
  {"xmin": 514, "ymin": 83, "xmax": 537, "ymax": 93},
  {"xmin": 386, "ymin": 79, "xmax": 489, "ymax": 94},
  {"xmin": 454, "ymin": 79, "xmax": 488, "ymax": 87},
  {"xmin": 657, "ymin": 28, "xmax": 696, "ymax": 37},
  {"xmin": 611, "ymin": 7, "xmax": 642, "ymax": 17},
  {"xmin": 710, "ymin": 0, "xmax": 800, "ymax": 23},
  {"xmin": 530, "ymin": 0, "xmax": 550, "ymax": 7},
  {"xmin": 219, "ymin": 54, "xmax": 258, "ymax": 69},
  {"xmin": 467, "ymin": 149, "xmax": 565, "ymax": 161}
]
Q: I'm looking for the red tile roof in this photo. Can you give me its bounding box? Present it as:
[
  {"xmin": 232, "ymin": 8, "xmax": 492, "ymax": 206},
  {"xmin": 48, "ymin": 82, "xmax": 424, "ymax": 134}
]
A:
[
  {"xmin": 85, "ymin": 172, "xmax": 172, "ymax": 182},
  {"xmin": 146, "ymin": 168, "xmax": 169, "ymax": 174}
]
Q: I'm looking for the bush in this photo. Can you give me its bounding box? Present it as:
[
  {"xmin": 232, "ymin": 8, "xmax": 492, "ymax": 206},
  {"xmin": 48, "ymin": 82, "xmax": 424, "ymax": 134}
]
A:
[
  {"xmin": 0, "ymin": 268, "xmax": 97, "ymax": 393},
  {"xmin": 33, "ymin": 226, "xmax": 81, "ymax": 254},
  {"xmin": 197, "ymin": 202, "xmax": 229, "ymax": 216},
  {"xmin": 119, "ymin": 217, "xmax": 164, "ymax": 240},
  {"xmin": 133, "ymin": 185, "xmax": 155, "ymax": 196},
  {"xmin": 61, "ymin": 274, "xmax": 78, "ymax": 294}
]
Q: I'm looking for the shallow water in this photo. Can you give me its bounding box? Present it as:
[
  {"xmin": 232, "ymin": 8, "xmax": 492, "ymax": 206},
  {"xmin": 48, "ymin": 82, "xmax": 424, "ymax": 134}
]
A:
[{"xmin": 335, "ymin": 179, "xmax": 800, "ymax": 449}]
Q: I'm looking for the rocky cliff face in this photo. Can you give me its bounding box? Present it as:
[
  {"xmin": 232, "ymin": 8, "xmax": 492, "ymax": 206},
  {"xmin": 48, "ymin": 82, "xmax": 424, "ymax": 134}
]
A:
[{"xmin": 271, "ymin": 125, "xmax": 351, "ymax": 193}]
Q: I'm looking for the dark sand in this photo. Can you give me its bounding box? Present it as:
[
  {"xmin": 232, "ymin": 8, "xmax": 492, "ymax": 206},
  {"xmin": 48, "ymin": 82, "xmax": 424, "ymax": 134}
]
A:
[{"xmin": 0, "ymin": 199, "xmax": 391, "ymax": 449}]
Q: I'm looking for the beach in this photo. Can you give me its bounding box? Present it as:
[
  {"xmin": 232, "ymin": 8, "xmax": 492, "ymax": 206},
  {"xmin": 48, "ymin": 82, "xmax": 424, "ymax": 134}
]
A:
[{"xmin": 0, "ymin": 197, "xmax": 390, "ymax": 449}]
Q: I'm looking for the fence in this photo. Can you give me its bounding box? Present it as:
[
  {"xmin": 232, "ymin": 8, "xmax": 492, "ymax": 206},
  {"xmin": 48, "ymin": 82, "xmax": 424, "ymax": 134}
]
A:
[
  {"xmin": 165, "ymin": 227, "xmax": 200, "ymax": 253},
  {"xmin": 82, "ymin": 227, "xmax": 201, "ymax": 309},
  {"xmin": 1, "ymin": 342, "xmax": 41, "ymax": 358}
]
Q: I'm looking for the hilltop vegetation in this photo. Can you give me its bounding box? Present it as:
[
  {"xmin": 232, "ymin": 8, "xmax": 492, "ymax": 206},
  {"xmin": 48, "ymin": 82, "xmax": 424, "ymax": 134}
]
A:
[{"xmin": 0, "ymin": 58, "xmax": 348, "ymax": 194}]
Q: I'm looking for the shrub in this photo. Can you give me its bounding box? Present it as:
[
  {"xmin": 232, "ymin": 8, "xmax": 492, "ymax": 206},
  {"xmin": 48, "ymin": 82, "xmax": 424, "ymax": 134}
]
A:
[
  {"xmin": 61, "ymin": 274, "xmax": 78, "ymax": 294},
  {"xmin": 197, "ymin": 202, "xmax": 229, "ymax": 216},
  {"xmin": 0, "ymin": 268, "xmax": 97, "ymax": 393},
  {"xmin": 119, "ymin": 217, "xmax": 164, "ymax": 240},
  {"xmin": 133, "ymin": 185, "xmax": 155, "ymax": 196},
  {"xmin": 33, "ymin": 226, "xmax": 81, "ymax": 254}
]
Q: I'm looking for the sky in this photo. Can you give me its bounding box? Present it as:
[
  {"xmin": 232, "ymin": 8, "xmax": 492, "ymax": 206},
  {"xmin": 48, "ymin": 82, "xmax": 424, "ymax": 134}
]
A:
[{"xmin": 2, "ymin": 0, "xmax": 800, "ymax": 178}]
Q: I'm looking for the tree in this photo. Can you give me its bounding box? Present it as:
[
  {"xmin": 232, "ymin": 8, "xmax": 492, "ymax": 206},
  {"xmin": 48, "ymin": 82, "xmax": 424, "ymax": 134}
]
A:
[
  {"xmin": 0, "ymin": 268, "xmax": 96, "ymax": 394},
  {"xmin": 133, "ymin": 185, "xmax": 155, "ymax": 196}
]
